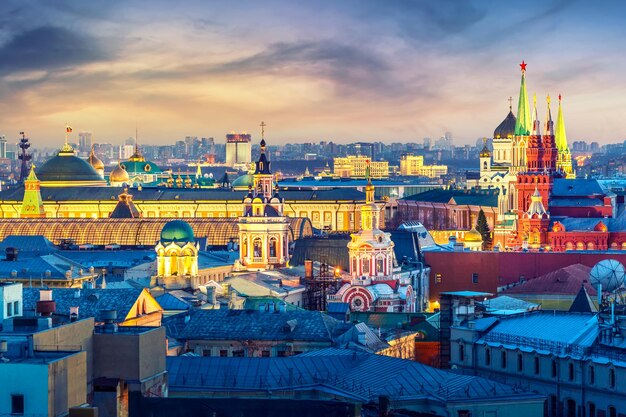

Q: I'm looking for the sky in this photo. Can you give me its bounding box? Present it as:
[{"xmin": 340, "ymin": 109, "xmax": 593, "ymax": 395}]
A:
[{"xmin": 1, "ymin": 0, "xmax": 625, "ymax": 147}]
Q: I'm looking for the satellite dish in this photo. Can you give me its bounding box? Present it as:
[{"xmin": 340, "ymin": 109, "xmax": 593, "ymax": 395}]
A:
[{"xmin": 590, "ymin": 259, "xmax": 626, "ymax": 293}]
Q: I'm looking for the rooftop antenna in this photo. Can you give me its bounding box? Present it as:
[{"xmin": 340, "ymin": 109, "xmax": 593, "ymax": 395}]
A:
[{"xmin": 260, "ymin": 121, "xmax": 266, "ymax": 140}]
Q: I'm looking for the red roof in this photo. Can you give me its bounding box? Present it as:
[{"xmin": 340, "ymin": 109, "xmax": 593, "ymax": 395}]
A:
[{"xmin": 502, "ymin": 264, "xmax": 597, "ymax": 296}]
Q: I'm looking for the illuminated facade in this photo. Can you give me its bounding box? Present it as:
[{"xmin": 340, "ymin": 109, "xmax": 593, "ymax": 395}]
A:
[
  {"xmin": 399, "ymin": 154, "xmax": 448, "ymax": 178},
  {"xmin": 225, "ymin": 133, "xmax": 252, "ymax": 167},
  {"xmin": 238, "ymin": 140, "xmax": 291, "ymax": 270},
  {"xmin": 154, "ymin": 220, "xmax": 200, "ymax": 288},
  {"xmin": 334, "ymin": 156, "xmax": 389, "ymax": 179},
  {"xmin": 20, "ymin": 166, "xmax": 45, "ymax": 218},
  {"xmin": 332, "ymin": 166, "xmax": 416, "ymax": 312}
]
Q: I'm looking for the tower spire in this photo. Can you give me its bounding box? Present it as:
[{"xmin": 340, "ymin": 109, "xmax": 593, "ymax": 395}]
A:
[
  {"xmin": 531, "ymin": 93, "xmax": 541, "ymax": 136},
  {"xmin": 544, "ymin": 94, "xmax": 554, "ymax": 136},
  {"xmin": 514, "ymin": 61, "xmax": 532, "ymax": 136},
  {"xmin": 555, "ymin": 94, "xmax": 568, "ymax": 152}
]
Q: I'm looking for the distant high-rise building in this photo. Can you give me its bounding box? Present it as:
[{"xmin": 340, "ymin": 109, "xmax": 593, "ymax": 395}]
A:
[
  {"xmin": 78, "ymin": 132, "xmax": 92, "ymax": 154},
  {"xmin": 0, "ymin": 135, "xmax": 6, "ymax": 159},
  {"xmin": 423, "ymin": 137, "xmax": 431, "ymax": 150},
  {"xmin": 399, "ymin": 154, "xmax": 448, "ymax": 178},
  {"xmin": 119, "ymin": 144, "xmax": 135, "ymax": 160},
  {"xmin": 225, "ymin": 133, "xmax": 252, "ymax": 167}
]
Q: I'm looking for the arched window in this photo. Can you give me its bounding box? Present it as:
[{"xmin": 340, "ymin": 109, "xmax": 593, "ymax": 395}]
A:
[
  {"xmin": 589, "ymin": 365, "xmax": 595, "ymax": 385},
  {"xmin": 485, "ymin": 348, "xmax": 491, "ymax": 366},
  {"xmin": 500, "ymin": 350, "xmax": 507, "ymax": 369},
  {"xmin": 568, "ymin": 363, "xmax": 575, "ymax": 381},
  {"xmin": 269, "ymin": 237, "xmax": 278, "ymax": 258},
  {"xmin": 517, "ymin": 353, "xmax": 523, "ymax": 372},
  {"xmin": 459, "ymin": 344, "xmax": 465, "ymax": 362},
  {"xmin": 253, "ymin": 238, "xmax": 262, "ymax": 258},
  {"xmin": 609, "ymin": 368, "xmax": 616, "ymax": 388},
  {"xmin": 588, "ymin": 402, "xmax": 596, "ymax": 417},
  {"xmin": 352, "ymin": 257, "xmax": 357, "ymax": 275},
  {"xmin": 551, "ymin": 360, "xmax": 557, "ymax": 378},
  {"xmin": 608, "ymin": 406, "xmax": 617, "ymax": 417},
  {"xmin": 242, "ymin": 238, "xmax": 248, "ymax": 258},
  {"xmin": 376, "ymin": 257, "xmax": 385, "ymax": 275},
  {"xmin": 362, "ymin": 258, "xmax": 370, "ymax": 275}
]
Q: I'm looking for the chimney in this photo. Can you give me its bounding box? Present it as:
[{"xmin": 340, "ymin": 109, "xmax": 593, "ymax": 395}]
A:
[
  {"xmin": 69, "ymin": 306, "xmax": 79, "ymax": 322},
  {"xmin": 100, "ymin": 309, "xmax": 118, "ymax": 333},
  {"xmin": 36, "ymin": 290, "xmax": 56, "ymax": 317},
  {"xmin": 304, "ymin": 260, "xmax": 313, "ymax": 279},
  {"xmin": 207, "ymin": 286, "xmax": 217, "ymax": 305},
  {"xmin": 73, "ymin": 289, "xmax": 81, "ymax": 299},
  {"xmin": 357, "ymin": 330, "xmax": 367, "ymax": 346},
  {"xmin": 5, "ymin": 247, "xmax": 18, "ymax": 261}
]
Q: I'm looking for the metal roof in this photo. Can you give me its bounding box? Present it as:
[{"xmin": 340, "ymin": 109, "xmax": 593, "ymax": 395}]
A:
[{"xmin": 167, "ymin": 348, "xmax": 543, "ymax": 404}]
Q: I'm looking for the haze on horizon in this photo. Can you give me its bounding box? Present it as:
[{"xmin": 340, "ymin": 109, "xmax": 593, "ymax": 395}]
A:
[{"xmin": 0, "ymin": 0, "xmax": 625, "ymax": 147}]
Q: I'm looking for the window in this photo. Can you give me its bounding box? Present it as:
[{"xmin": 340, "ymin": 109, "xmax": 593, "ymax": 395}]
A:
[
  {"xmin": 219, "ymin": 350, "xmax": 228, "ymax": 357},
  {"xmin": 13, "ymin": 301, "xmax": 19, "ymax": 316},
  {"xmin": 588, "ymin": 403, "xmax": 596, "ymax": 417},
  {"xmin": 549, "ymin": 395, "xmax": 557, "ymax": 417},
  {"xmin": 202, "ymin": 349, "xmax": 211, "ymax": 357},
  {"xmin": 459, "ymin": 344, "xmax": 465, "ymax": 362},
  {"xmin": 517, "ymin": 354, "xmax": 523, "ymax": 372},
  {"xmin": 11, "ymin": 394, "xmax": 24, "ymax": 415},
  {"xmin": 609, "ymin": 368, "xmax": 616, "ymax": 388},
  {"xmin": 608, "ymin": 406, "xmax": 617, "ymax": 417},
  {"xmin": 589, "ymin": 366, "xmax": 595, "ymax": 385},
  {"xmin": 500, "ymin": 350, "xmax": 507, "ymax": 369},
  {"xmin": 261, "ymin": 350, "xmax": 270, "ymax": 357},
  {"xmin": 458, "ymin": 411, "xmax": 471, "ymax": 417},
  {"xmin": 435, "ymin": 273, "xmax": 442, "ymax": 284},
  {"xmin": 472, "ymin": 273, "xmax": 478, "ymax": 284},
  {"xmin": 485, "ymin": 349, "xmax": 491, "ymax": 366},
  {"xmin": 233, "ymin": 350, "xmax": 244, "ymax": 357},
  {"xmin": 551, "ymin": 360, "xmax": 557, "ymax": 378},
  {"xmin": 6, "ymin": 302, "xmax": 12, "ymax": 318},
  {"xmin": 568, "ymin": 363, "xmax": 575, "ymax": 381},
  {"xmin": 534, "ymin": 356, "xmax": 540, "ymax": 375}
]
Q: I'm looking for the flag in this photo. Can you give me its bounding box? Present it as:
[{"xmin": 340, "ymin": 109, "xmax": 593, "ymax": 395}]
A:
[
  {"xmin": 66, "ymin": 126, "xmax": 73, "ymax": 133},
  {"xmin": 19, "ymin": 131, "xmax": 24, "ymax": 135}
]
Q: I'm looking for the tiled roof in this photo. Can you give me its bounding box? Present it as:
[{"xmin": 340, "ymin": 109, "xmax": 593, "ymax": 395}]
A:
[
  {"xmin": 479, "ymin": 295, "xmax": 540, "ymax": 312},
  {"xmin": 178, "ymin": 308, "xmax": 338, "ymax": 342},
  {"xmin": 549, "ymin": 198, "xmax": 604, "ymax": 207},
  {"xmin": 402, "ymin": 188, "xmax": 499, "ymax": 207},
  {"xmin": 0, "ymin": 253, "xmax": 90, "ymax": 281},
  {"xmin": 0, "ymin": 236, "xmax": 57, "ymax": 256},
  {"xmin": 167, "ymin": 348, "xmax": 544, "ymax": 404},
  {"xmin": 502, "ymin": 264, "xmax": 595, "ymax": 296},
  {"xmin": 22, "ymin": 287, "xmax": 151, "ymax": 322}
]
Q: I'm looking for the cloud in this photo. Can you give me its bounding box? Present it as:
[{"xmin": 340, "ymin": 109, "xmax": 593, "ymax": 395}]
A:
[{"xmin": 0, "ymin": 26, "xmax": 110, "ymax": 75}]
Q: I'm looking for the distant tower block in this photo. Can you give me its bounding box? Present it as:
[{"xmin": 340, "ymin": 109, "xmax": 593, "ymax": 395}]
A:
[{"xmin": 225, "ymin": 132, "xmax": 252, "ymax": 167}]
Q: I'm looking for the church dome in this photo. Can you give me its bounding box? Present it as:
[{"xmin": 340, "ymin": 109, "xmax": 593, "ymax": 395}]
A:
[
  {"xmin": 160, "ymin": 220, "xmax": 195, "ymax": 245},
  {"xmin": 494, "ymin": 110, "xmax": 517, "ymax": 139},
  {"xmin": 89, "ymin": 148, "xmax": 105, "ymax": 171},
  {"xmin": 110, "ymin": 163, "xmax": 130, "ymax": 183},
  {"xmin": 464, "ymin": 227, "xmax": 483, "ymax": 243},
  {"xmin": 232, "ymin": 173, "xmax": 254, "ymax": 189},
  {"xmin": 37, "ymin": 146, "xmax": 107, "ymax": 186}
]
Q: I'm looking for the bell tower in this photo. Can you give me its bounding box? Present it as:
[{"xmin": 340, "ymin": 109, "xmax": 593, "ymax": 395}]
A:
[
  {"xmin": 20, "ymin": 165, "xmax": 45, "ymax": 218},
  {"xmin": 253, "ymin": 121, "xmax": 273, "ymax": 198}
]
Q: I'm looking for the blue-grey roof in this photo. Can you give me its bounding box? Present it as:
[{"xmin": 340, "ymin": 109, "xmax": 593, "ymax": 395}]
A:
[
  {"xmin": 476, "ymin": 311, "xmax": 598, "ymax": 357},
  {"xmin": 0, "ymin": 236, "xmax": 57, "ymax": 256},
  {"xmin": 22, "ymin": 287, "xmax": 149, "ymax": 322},
  {"xmin": 327, "ymin": 302, "xmax": 350, "ymax": 314},
  {"xmin": 167, "ymin": 348, "xmax": 544, "ymax": 404},
  {"xmin": 60, "ymin": 250, "xmax": 155, "ymax": 268},
  {"xmin": 552, "ymin": 179, "xmax": 604, "ymax": 197},
  {"xmin": 154, "ymin": 293, "xmax": 192, "ymax": 311},
  {"xmin": 179, "ymin": 308, "xmax": 339, "ymax": 342},
  {"xmin": 549, "ymin": 198, "xmax": 604, "ymax": 207},
  {"xmin": 0, "ymin": 253, "xmax": 90, "ymax": 281}
]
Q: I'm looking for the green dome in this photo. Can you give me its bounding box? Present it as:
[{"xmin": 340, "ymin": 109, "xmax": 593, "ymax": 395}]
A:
[
  {"xmin": 37, "ymin": 151, "xmax": 106, "ymax": 184},
  {"xmin": 232, "ymin": 173, "xmax": 254, "ymax": 189},
  {"xmin": 160, "ymin": 220, "xmax": 195, "ymax": 244}
]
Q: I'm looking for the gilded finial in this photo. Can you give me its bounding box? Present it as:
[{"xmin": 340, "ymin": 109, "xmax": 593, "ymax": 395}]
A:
[
  {"xmin": 533, "ymin": 93, "xmax": 537, "ymax": 107},
  {"xmin": 558, "ymin": 93, "xmax": 562, "ymax": 103},
  {"xmin": 259, "ymin": 121, "xmax": 266, "ymax": 140},
  {"xmin": 547, "ymin": 94, "xmax": 551, "ymax": 106},
  {"xmin": 508, "ymin": 96, "xmax": 513, "ymax": 111}
]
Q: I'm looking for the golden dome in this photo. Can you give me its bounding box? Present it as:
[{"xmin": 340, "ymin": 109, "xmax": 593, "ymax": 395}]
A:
[
  {"xmin": 89, "ymin": 147, "xmax": 104, "ymax": 170},
  {"xmin": 464, "ymin": 227, "xmax": 483, "ymax": 243},
  {"xmin": 110, "ymin": 163, "xmax": 130, "ymax": 183}
]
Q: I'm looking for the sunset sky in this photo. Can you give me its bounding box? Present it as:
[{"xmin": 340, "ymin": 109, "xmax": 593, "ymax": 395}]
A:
[{"xmin": 1, "ymin": 0, "xmax": 625, "ymax": 147}]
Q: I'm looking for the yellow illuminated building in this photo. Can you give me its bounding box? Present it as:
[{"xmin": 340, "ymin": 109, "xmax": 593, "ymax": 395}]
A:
[
  {"xmin": 334, "ymin": 156, "xmax": 389, "ymax": 179},
  {"xmin": 399, "ymin": 154, "xmax": 448, "ymax": 178}
]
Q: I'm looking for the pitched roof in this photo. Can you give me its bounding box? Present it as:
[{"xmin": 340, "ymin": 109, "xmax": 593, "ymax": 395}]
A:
[
  {"xmin": 569, "ymin": 285, "xmax": 598, "ymax": 313},
  {"xmin": 22, "ymin": 287, "xmax": 151, "ymax": 322},
  {"xmin": 167, "ymin": 348, "xmax": 544, "ymax": 404},
  {"xmin": 552, "ymin": 179, "xmax": 605, "ymax": 197},
  {"xmin": 502, "ymin": 264, "xmax": 596, "ymax": 296},
  {"xmin": 179, "ymin": 308, "xmax": 339, "ymax": 342},
  {"xmin": 402, "ymin": 188, "xmax": 499, "ymax": 207}
]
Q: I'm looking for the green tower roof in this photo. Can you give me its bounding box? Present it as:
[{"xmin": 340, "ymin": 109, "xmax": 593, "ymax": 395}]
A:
[{"xmin": 514, "ymin": 61, "xmax": 532, "ymax": 136}]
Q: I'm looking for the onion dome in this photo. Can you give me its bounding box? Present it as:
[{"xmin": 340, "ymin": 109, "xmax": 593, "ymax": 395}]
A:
[
  {"xmin": 110, "ymin": 163, "xmax": 130, "ymax": 183},
  {"xmin": 464, "ymin": 227, "xmax": 483, "ymax": 243},
  {"xmin": 232, "ymin": 173, "xmax": 254, "ymax": 189},
  {"xmin": 88, "ymin": 147, "xmax": 104, "ymax": 171},
  {"xmin": 494, "ymin": 109, "xmax": 517, "ymax": 139},
  {"xmin": 160, "ymin": 220, "xmax": 195, "ymax": 245},
  {"xmin": 479, "ymin": 138, "xmax": 491, "ymax": 158},
  {"xmin": 37, "ymin": 145, "xmax": 107, "ymax": 187},
  {"xmin": 128, "ymin": 145, "xmax": 146, "ymax": 162}
]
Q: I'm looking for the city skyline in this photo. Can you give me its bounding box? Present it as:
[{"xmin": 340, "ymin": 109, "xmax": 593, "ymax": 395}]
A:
[{"xmin": 1, "ymin": 0, "xmax": 626, "ymax": 146}]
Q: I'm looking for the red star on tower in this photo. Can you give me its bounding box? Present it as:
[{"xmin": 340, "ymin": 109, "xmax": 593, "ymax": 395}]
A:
[{"xmin": 520, "ymin": 60, "xmax": 527, "ymax": 72}]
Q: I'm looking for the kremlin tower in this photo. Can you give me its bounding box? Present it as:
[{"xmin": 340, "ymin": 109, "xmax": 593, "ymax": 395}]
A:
[{"xmin": 555, "ymin": 95, "xmax": 575, "ymax": 179}]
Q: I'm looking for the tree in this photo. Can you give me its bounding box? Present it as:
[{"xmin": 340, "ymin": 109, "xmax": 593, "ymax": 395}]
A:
[{"xmin": 476, "ymin": 209, "xmax": 492, "ymax": 250}]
